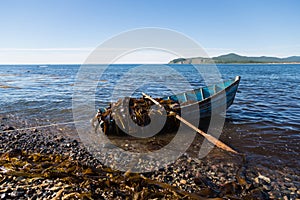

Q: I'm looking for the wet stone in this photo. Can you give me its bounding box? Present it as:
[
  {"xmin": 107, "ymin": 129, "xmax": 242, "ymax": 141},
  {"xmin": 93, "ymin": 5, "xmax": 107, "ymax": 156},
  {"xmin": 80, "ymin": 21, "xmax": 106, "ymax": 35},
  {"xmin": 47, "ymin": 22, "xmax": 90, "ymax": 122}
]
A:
[{"xmin": 3, "ymin": 126, "xmax": 14, "ymax": 131}]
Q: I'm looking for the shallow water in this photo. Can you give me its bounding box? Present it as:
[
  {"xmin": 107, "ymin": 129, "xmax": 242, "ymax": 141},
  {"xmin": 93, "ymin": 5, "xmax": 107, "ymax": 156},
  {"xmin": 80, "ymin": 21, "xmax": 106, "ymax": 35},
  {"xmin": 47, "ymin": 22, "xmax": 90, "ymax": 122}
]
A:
[{"xmin": 0, "ymin": 64, "xmax": 299, "ymax": 174}]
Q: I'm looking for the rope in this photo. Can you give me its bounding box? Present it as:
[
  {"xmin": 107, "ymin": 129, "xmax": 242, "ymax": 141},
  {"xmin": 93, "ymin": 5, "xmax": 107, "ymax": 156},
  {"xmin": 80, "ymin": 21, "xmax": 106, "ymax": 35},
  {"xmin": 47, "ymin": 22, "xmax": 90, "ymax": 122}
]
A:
[{"xmin": 0, "ymin": 120, "xmax": 85, "ymax": 134}]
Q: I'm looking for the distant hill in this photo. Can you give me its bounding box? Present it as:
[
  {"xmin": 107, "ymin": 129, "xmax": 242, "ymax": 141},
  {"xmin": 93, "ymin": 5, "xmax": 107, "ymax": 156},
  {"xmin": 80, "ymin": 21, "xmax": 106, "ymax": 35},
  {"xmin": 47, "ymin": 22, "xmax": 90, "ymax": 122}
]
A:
[{"xmin": 169, "ymin": 53, "xmax": 300, "ymax": 64}]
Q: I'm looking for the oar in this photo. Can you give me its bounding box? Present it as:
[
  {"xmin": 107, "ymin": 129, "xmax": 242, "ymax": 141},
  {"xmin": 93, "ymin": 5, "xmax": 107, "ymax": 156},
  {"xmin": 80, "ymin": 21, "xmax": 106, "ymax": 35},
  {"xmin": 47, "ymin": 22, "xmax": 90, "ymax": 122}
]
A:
[{"xmin": 142, "ymin": 92, "xmax": 239, "ymax": 154}]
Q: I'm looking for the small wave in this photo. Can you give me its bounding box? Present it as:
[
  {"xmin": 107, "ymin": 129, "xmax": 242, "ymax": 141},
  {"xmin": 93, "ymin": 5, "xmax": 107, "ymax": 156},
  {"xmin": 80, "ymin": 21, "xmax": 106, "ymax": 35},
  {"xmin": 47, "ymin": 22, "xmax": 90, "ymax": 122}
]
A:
[{"xmin": 0, "ymin": 84, "xmax": 21, "ymax": 89}]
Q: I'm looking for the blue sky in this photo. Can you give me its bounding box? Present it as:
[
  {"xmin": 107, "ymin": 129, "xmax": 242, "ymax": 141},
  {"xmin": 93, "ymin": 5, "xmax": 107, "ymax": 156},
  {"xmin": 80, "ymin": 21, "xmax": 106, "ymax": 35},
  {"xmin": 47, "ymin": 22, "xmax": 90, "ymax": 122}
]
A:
[{"xmin": 0, "ymin": 0, "xmax": 299, "ymax": 63}]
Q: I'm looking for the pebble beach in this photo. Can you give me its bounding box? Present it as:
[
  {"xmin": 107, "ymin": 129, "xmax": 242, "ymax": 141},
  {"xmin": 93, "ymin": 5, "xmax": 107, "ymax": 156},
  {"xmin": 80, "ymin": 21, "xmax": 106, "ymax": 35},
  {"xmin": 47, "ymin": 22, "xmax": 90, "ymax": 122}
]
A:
[{"xmin": 1, "ymin": 115, "xmax": 299, "ymax": 199}]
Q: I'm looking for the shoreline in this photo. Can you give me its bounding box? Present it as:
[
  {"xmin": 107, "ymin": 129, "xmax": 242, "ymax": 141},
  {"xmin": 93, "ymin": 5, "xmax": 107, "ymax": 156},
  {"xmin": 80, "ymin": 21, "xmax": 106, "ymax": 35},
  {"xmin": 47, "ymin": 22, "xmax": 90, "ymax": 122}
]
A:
[
  {"xmin": 168, "ymin": 62, "xmax": 300, "ymax": 65},
  {"xmin": 1, "ymin": 115, "xmax": 299, "ymax": 199}
]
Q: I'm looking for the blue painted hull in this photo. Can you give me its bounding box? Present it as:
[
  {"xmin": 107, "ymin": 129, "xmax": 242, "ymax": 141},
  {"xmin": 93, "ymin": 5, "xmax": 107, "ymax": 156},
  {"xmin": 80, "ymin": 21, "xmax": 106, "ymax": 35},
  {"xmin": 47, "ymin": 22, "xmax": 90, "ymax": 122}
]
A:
[{"xmin": 162, "ymin": 76, "xmax": 241, "ymax": 118}]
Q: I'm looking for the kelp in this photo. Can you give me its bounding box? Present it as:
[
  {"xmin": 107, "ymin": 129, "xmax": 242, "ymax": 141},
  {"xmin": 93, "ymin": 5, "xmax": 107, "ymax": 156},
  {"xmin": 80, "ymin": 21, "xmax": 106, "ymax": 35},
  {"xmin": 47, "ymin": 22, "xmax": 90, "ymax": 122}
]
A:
[
  {"xmin": 0, "ymin": 149, "xmax": 269, "ymax": 199},
  {"xmin": 0, "ymin": 150, "xmax": 202, "ymax": 199},
  {"xmin": 95, "ymin": 97, "xmax": 182, "ymax": 135}
]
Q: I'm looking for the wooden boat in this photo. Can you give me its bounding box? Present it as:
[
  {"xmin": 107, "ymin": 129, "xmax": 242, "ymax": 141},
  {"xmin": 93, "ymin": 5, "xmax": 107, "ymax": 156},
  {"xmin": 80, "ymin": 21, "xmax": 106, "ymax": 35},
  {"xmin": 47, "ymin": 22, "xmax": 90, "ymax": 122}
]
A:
[{"xmin": 94, "ymin": 76, "xmax": 241, "ymax": 135}]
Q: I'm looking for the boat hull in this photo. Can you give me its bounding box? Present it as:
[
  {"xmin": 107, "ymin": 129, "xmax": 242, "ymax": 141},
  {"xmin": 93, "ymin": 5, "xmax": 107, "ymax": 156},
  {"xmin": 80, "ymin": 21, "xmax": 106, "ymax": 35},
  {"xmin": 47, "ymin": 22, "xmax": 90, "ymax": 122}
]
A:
[{"xmin": 95, "ymin": 76, "xmax": 241, "ymax": 135}]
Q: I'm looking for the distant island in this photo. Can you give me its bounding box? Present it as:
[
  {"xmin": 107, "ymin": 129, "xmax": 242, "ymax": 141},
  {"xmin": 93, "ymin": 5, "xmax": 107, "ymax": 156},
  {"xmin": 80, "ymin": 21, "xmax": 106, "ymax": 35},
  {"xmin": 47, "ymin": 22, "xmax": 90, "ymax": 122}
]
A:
[{"xmin": 169, "ymin": 53, "xmax": 300, "ymax": 64}]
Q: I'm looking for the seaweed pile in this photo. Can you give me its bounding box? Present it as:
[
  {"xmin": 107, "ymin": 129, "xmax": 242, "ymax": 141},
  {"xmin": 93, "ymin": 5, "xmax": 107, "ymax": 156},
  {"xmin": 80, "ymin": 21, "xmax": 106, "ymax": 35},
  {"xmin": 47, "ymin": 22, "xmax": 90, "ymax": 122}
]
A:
[{"xmin": 94, "ymin": 97, "xmax": 183, "ymax": 135}]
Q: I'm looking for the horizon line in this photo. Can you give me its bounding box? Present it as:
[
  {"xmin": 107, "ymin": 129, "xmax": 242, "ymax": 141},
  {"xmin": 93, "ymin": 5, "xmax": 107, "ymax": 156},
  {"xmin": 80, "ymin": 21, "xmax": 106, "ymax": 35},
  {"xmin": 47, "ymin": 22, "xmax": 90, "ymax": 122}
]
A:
[{"xmin": 0, "ymin": 52, "xmax": 299, "ymax": 65}]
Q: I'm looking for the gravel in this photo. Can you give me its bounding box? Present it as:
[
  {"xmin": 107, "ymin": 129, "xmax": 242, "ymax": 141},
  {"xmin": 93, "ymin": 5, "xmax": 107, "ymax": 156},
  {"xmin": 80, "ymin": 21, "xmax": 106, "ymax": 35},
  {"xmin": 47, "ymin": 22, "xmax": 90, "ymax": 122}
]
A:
[{"xmin": 0, "ymin": 115, "xmax": 299, "ymax": 199}]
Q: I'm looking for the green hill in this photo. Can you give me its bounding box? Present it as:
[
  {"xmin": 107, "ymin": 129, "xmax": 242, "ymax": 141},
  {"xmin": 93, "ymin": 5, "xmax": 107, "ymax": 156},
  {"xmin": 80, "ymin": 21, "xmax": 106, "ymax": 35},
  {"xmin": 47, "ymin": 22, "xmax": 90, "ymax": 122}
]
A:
[{"xmin": 169, "ymin": 53, "xmax": 300, "ymax": 64}]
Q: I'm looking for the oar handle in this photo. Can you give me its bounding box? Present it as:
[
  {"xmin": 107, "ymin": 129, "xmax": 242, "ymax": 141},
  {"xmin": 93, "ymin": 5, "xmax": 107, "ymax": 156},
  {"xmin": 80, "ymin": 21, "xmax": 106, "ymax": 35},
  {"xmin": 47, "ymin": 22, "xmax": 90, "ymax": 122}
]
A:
[
  {"xmin": 143, "ymin": 92, "xmax": 239, "ymax": 155},
  {"xmin": 142, "ymin": 93, "xmax": 162, "ymax": 107},
  {"xmin": 171, "ymin": 112, "xmax": 238, "ymax": 154}
]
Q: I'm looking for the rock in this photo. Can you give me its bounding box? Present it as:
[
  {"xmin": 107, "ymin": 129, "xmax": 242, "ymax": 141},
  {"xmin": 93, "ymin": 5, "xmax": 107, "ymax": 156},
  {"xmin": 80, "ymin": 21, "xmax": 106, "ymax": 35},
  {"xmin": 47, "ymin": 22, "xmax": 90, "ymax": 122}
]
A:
[
  {"xmin": 180, "ymin": 179, "xmax": 187, "ymax": 184},
  {"xmin": 284, "ymin": 177, "xmax": 292, "ymax": 182},
  {"xmin": 8, "ymin": 148, "xmax": 22, "ymax": 157},
  {"xmin": 71, "ymin": 139, "xmax": 78, "ymax": 147},
  {"xmin": 32, "ymin": 128, "xmax": 38, "ymax": 132},
  {"xmin": 288, "ymin": 187, "xmax": 297, "ymax": 192},
  {"xmin": 243, "ymin": 188, "xmax": 269, "ymax": 199},
  {"xmin": 282, "ymin": 189, "xmax": 291, "ymax": 194},
  {"xmin": 10, "ymin": 190, "xmax": 25, "ymax": 198},
  {"xmin": 263, "ymin": 184, "xmax": 271, "ymax": 191},
  {"xmin": 3, "ymin": 126, "xmax": 15, "ymax": 131},
  {"xmin": 164, "ymin": 175, "xmax": 173, "ymax": 182},
  {"xmin": 257, "ymin": 173, "xmax": 271, "ymax": 184}
]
